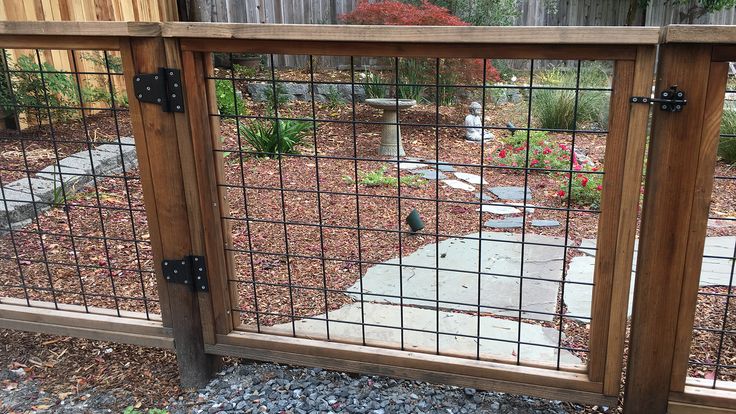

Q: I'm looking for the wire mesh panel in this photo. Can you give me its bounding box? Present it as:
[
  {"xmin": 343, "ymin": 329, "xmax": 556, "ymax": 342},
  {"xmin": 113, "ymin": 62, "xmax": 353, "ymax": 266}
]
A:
[
  {"xmin": 686, "ymin": 70, "xmax": 736, "ymax": 390},
  {"xmin": 0, "ymin": 47, "xmax": 158, "ymax": 318},
  {"xmin": 205, "ymin": 51, "xmax": 617, "ymax": 370}
]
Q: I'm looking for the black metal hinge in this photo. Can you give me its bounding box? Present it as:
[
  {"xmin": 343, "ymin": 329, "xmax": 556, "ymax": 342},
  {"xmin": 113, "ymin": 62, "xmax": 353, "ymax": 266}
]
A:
[
  {"xmin": 133, "ymin": 68, "xmax": 184, "ymax": 113},
  {"xmin": 630, "ymin": 85, "xmax": 687, "ymax": 112},
  {"xmin": 162, "ymin": 256, "xmax": 208, "ymax": 292}
]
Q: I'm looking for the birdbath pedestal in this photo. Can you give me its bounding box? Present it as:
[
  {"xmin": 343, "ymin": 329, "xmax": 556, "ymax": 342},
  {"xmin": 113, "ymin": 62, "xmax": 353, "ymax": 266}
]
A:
[{"xmin": 365, "ymin": 98, "xmax": 416, "ymax": 157}]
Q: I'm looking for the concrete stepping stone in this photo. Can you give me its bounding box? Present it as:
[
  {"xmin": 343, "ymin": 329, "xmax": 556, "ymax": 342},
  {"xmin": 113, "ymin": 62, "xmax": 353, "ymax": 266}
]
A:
[
  {"xmin": 577, "ymin": 237, "xmax": 735, "ymax": 286},
  {"xmin": 507, "ymin": 202, "xmax": 536, "ymax": 214},
  {"xmin": 269, "ymin": 302, "xmax": 581, "ymax": 366},
  {"xmin": 454, "ymin": 172, "xmax": 487, "ymax": 185},
  {"xmin": 531, "ymin": 220, "xmax": 560, "ymax": 228},
  {"xmin": 411, "ymin": 169, "xmax": 447, "ymax": 180},
  {"xmin": 442, "ymin": 179, "xmax": 475, "ymax": 192},
  {"xmin": 477, "ymin": 205, "xmax": 522, "ymax": 215},
  {"xmin": 564, "ymin": 255, "xmax": 634, "ymax": 322},
  {"xmin": 435, "ymin": 164, "xmax": 457, "ymax": 172},
  {"xmin": 491, "ymin": 186, "xmax": 532, "ymax": 201},
  {"xmin": 398, "ymin": 161, "xmax": 428, "ymax": 170},
  {"xmin": 347, "ymin": 232, "xmax": 566, "ymax": 321},
  {"xmin": 484, "ymin": 218, "xmax": 523, "ymax": 228},
  {"xmin": 475, "ymin": 192, "xmax": 492, "ymax": 201}
]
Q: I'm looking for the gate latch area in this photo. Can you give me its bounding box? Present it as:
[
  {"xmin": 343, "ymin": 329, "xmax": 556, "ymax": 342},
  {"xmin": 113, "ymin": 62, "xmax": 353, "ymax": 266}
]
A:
[
  {"xmin": 133, "ymin": 68, "xmax": 184, "ymax": 113},
  {"xmin": 162, "ymin": 256, "xmax": 207, "ymax": 292},
  {"xmin": 630, "ymin": 85, "xmax": 687, "ymax": 112}
]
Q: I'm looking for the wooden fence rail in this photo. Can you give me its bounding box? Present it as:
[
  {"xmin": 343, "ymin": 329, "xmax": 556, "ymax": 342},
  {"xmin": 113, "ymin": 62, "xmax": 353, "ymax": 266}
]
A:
[{"xmin": 0, "ymin": 22, "xmax": 734, "ymax": 414}]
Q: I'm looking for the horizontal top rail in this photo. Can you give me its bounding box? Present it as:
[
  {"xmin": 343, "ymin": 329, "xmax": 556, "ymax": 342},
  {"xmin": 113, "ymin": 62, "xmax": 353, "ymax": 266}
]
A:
[
  {"xmin": 0, "ymin": 21, "xmax": 161, "ymax": 37},
  {"xmin": 663, "ymin": 25, "xmax": 736, "ymax": 43},
  {"xmin": 163, "ymin": 23, "xmax": 661, "ymax": 45}
]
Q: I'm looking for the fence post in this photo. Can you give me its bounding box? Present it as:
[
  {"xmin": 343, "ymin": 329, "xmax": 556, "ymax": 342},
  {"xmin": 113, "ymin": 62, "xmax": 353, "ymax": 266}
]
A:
[
  {"xmin": 624, "ymin": 43, "xmax": 725, "ymax": 413},
  {"xmin": 119, "ymin": 36, "xmax": 218, "ymax": 388}
]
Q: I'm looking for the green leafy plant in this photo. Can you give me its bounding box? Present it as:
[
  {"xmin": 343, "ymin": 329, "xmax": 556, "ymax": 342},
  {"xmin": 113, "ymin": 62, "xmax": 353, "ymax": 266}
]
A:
[
  {"xmin": 719, "ymin": 108, "xmax": 736, "ymax": 164},
  {"xmin": 0, "ymin": 54, "xmax": 80, "ymax": 122},
  {"xmin": 80, "ymin": 52, "xmax": 128, "ymax": 108},
  {"xmin": 215, "ymin": 79, "xmax": 247, "ymax": 116},
  {"xmin": 493, "ymin": 131, "xmax": 569, "ymax": 172},
  {"xmin": 362, "ymin": 71, "xmax": 388, "ymax": 99},
  {"xmin": 557, "ymin": 170, "xmax": 604, "ymax": 209},
  {"xmin": 238, "ymin": 118, "xmax": 311, "ymax": 159},
  {"xmin": 533, "ymin": 66, "xmax": 610, "ymax": 130},
  {"xmin": 397, "ymin": 58, "xmax": 427, "ymax": 101},
  {"xmin": 324, "ymin": 85, "xmax": 343, "ymax": 109},
  {"xmin": 233, "ymin": 63, "xmax": 257, "ymax": 79},
  {"xmin": 264, "ymin": 83, "xmax": 289, "ymax": 109},
  {"xmin": 344, "ymin": 166, "xmax": 426, "ymax": 188}
]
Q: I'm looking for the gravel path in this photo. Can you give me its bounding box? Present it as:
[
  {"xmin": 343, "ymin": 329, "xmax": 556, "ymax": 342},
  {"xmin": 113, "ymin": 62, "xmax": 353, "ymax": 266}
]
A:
[{"xmin": 163, "ymin": 363, "xmax": 602, "ymax": 414}]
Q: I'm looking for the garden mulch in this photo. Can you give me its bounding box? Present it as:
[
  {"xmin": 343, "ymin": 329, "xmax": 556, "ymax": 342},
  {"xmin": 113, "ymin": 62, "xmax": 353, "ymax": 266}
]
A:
[{"xmin": 0, "ymin": 93, "xmax": 733, "ymax": 390}]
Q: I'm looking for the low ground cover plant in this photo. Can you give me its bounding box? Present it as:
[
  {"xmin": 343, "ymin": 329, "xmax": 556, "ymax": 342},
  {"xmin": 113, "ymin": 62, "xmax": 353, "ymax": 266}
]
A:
[
  {"xmin": 344, "ymin": 166, "xmax": 427, "ymax": 188},
  {"xmin": 238, "ymin": 118, "xmax": 312, "ymax": 159}
]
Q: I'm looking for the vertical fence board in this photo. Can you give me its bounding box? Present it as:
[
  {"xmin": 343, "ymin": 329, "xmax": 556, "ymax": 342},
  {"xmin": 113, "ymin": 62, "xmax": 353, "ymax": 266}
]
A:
[
  {"xmin": 669, "ymin": 61, "xmax": 729, "ymax": 393},
  {"xmin": 624, "ymin": 43, "xmax": 715, "ymax": 414}
]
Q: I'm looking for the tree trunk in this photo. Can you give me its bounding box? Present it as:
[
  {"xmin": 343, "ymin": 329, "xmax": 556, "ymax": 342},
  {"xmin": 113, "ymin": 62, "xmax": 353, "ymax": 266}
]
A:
[{"xmin": 626, "ymin": 0, "xmax": 646, "ymax": 26}]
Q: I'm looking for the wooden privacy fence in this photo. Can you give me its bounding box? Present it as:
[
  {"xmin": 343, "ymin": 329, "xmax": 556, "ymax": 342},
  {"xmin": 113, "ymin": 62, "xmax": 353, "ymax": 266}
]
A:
[{"xmin": 0, "ymin": 21, "xmax": 734, "ymax": 414}]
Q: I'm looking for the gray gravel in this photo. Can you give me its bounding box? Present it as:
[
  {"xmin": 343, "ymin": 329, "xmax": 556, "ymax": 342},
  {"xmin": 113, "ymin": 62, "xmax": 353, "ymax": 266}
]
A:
[
  {"xmin": 0, "ymin": 361, "xmax": 608, "ymax": 413},
  {"xmin": 165, "ymin": 362, "xmax": 600, "ymax": 414}
]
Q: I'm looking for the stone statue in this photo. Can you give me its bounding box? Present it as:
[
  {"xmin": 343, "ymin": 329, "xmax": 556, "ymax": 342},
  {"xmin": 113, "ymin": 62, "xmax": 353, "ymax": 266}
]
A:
[{"xmin": 464, "ymin": 102, "xmax": 495, "ymax": 142}]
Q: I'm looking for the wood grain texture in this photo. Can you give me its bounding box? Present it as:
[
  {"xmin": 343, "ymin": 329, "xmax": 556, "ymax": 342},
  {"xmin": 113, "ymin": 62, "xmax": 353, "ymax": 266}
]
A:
[
  {"xmin": 180, "ymin": 49, "xmax": 234, "ymax": 336},
  {"xmin": 179, "ymin": 38, "xmax": 638, "ymax": 60},
  {"xmin": 669, "ymin": 61, "xmax": 729, "ymax": 392},
  {"xmin": 670, "ymin": 386, "xmax": 736, "ymax": 411},
  {"xmin": 0, "ymin": 21, "xmax": 161, "ymax": 36},
  {"xmin": 664, "ymin": 25, "xmax": 736, "ymax": 44},
  {"xmin": 603, "ymin": 46, "xmax": 656, "ymax": 397},
  {"xmin": 208, "ymin": 331, "xmax": 612, "ymax": 404},
  {"xmin": 0, "ymin": 300, "xmax": 173, "ymax": 349},
  {"xmin": 623, "ymin": 43, "xmax": 714, "ymax": 414},
  {"xmin": 586, "ymin": 58, "xmax": 636, "ymax": 386},
  {"xmin": 163, "ymin": 23, "xmax": 660, "ymax": 45},
  {"xmin": 123, "ymin": 36, "xmax": 213, "ymax": 388}
]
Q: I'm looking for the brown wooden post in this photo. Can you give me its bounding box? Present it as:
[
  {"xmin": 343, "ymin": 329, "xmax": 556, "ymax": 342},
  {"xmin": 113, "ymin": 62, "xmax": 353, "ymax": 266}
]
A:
[
  {"xmin": 624, "ymin": 43, "xmax": 725, "ymax": 413},
  {"xmin": 120, "ymin": 36, "xmax": 218, "ymax": 388}
]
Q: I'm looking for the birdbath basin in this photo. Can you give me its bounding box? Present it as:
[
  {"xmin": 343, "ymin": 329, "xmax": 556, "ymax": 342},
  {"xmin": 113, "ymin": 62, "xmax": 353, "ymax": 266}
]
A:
[{"xmin": 365, "ymin": 98, "xmax": 416, "ymax": 157}]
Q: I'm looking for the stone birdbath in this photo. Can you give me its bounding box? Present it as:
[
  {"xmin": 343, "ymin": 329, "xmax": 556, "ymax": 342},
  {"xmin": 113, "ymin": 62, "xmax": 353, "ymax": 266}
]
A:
[{"xmin": 365, "ymin": 98, "xmax": 416, "ymax": 157}]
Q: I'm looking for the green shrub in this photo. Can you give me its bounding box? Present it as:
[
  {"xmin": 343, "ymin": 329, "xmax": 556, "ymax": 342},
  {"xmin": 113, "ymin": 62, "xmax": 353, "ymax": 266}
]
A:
[
  {"xmin": 238, "ymin": 118, "xmax": 311, "ymax": 159},
  {"xmin": 233, "ymin": 63, "xmax": 257, "ymax": 79},
  {"xmin": 344, "ymin": 166, "xmax": 426, "ymax": 188},
  {"xmin": 363, "ymin": 71, "xmax": 387, "ymax": 99},
  {"xmin": 264, "ymin": 83, "xmax": 289, "ymax": 109},
  {"xmin": 324, "ymin": 85, "xmax": 343, "ymax": 109},
  {"xmin": 215, "ymin": 79, "xmax": 247, "ymax": 116},
  {"xmin": 719, "ymin": 109, "xmax": 736, "ymax": 164},
  {"xmin": 397, "ymin": 58, "xmax": 427, "ymax": 101},
  {"xmin": 533, "ymin": 66, "xmax": 610, "ymax": 130},
  {"xmin": 557, "ymin": 170, "xmax": 603, "ymax": 209},
  {"xmin": 0, "ymin": 54, "xmax": 80, "ymax": 122},
  {"xmin": 494, "ymin": 131, "xmax": 569, "ymax": 171}
]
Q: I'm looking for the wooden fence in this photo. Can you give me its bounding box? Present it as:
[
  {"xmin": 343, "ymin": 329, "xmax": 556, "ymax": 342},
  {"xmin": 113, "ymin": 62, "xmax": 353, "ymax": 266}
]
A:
[{"xmin": 0, "ymin": 21, "xmax": 734, "ymax": 414}]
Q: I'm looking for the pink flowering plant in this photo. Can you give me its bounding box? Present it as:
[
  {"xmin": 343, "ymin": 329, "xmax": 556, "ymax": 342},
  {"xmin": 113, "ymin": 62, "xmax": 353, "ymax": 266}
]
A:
[
  {"xmin": 493, "ymin": 131, "xmax": 569, "ymax": 172},
  {"xmin": 492, "ymin": 131, "xmax": 603, "ymax": 208}
]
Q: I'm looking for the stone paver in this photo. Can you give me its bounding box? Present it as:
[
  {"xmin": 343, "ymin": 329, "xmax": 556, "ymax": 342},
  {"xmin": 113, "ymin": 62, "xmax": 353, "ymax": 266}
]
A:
[
  {"xmin": 398, "ymin": 161, "xmax": 428, "ymax": 170},
  {"xmin": 411, "ymin": 169, "xmax": 447, "ymax": 180},
  {"xmin": 442, "ymin": 179, "xmax": 475, "ymax": 192},
  {"xmin": 1, "ymin": 138, "xmax": 138, "ymax": 228},
  {"xmin": 453, "ymin": 172, "xmax": 486, "ymax": 185},
  {"xmin": 532, "ymin": 220, "xmax": 560, "ymax": 228},
  {"xmin": 507, "ymin": 202, "xmax": 536, "ymax": 214},
  {"xmin": 578, "ymin": 237, "xmax": 735, "ymax": 286},
  {"xmin": 435, "ymin": 164, "xmax": 457, "ymax": 172},
  {"xmin": 484, "ymin": 218, "xmax": 524, "ymax": 228},
  {"xmin": 347, "ymin": 232, "xmax": 566, "ymax": 321},
  {"xmin": 564, "ymin": 256, "xmax": 634, "ymax": 322},
  {"xmin": 491, "ymin": 186, "xmax": 532, "ymax": 201},
  {"xmin": 475, "ymin": 192, "xmax": 492, "ymax": 201},
  {"xmin": 270, "ymin": 302, "xmax": 581, "ymax": 366},
  {"xmin": 477, "ymin": 205, "xmax": 521, "ymax": 215}
]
